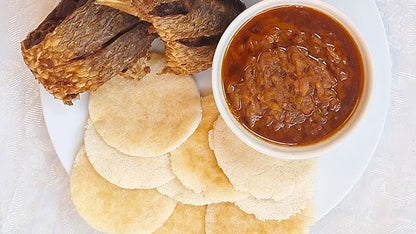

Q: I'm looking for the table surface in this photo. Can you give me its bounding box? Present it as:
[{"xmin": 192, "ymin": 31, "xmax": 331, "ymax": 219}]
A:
[{"xmin": 1, "ymin": 0, "xmax": 415, "ymax": 233}]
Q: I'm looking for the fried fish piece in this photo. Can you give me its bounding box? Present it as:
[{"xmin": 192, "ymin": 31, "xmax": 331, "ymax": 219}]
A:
[
  {"xmin": 163, "ymin": 40, "xmax": 217, "ymax": 74},
  {"xmin": 21, "ymin": 0, "xmax": 157, "ymax": 105},
  {"xmin": 96, "ymin": 0, "xmax": 246, "ymax": 74}
]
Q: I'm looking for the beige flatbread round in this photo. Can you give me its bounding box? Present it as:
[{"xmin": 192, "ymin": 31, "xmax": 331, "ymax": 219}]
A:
[
  {"xmin": 89, "ymin": 53, "xmax": 202, "ymax": 157},
  {"xmin": 154, "ymin": 203, "xmax": 206, "ymax": 234},
  {"xmin": 205, "ymin": 202, "xmax": 315, "ymax": 234},
  {"xmin": 84, "ymin": 118, "xmax": 174, "ymax": 189},
  {"xmin": 157, "ymin": 178, "xmax": 212, "ymax": 206},
  {"xmin": 234, "ymin": 179, "xmax": 316, "ymax": 221},
  {"xmin": 209, "ymin": 117, "xmax": 319, "ymax": 200},
  {"xmin": 170, "ymin": 95, "xmax": 247, "ymax": 202},
  {"xmin": 70, "ymin": 147, "xmax": 177, "ymax": 234}
]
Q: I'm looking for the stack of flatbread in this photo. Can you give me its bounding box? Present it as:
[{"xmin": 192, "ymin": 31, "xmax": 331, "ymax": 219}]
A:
[{"xmin": 70, "ymin": 53, "xmax": 319, "ymax": 234}]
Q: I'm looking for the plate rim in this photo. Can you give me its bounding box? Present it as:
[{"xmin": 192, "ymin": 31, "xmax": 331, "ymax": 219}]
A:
[{"xmin": 38, "ymin": 0, "xmax": 391, "ymax": 222}]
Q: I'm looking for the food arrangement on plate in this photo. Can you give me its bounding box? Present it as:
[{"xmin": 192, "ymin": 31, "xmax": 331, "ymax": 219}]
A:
[
  {"xmin": 21, "ymin": 0, "xmax": 373, "ymax": 233},
  {"xmin": 70, "ymin": 53, "xmax": 318, "ymax": 233}
]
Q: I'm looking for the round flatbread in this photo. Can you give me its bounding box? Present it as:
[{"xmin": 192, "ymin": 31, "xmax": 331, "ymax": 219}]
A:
[
  {"xmin": 170, "ymin": 95, "xmax": 247, "ymax": 202},
  {"xmin": 209, "ymin": 117, "xmax": 319, "ymax": 200},
  {"xmin": 154, "ymin": 203, "xmax": 206, "ymax": 234},
  {"xmin": 89, "ymin": 53, "xmax": 202, "ymax": 157},
  {"xmin": 157, "ymin": 178, "xmax": 212, "ymax": 206},
  {"xmin": 205, "ymin": 202, "xmax": 315, "ymax": 234},
  {"xmin": 70, "ymin": 147, "xmax": 177, "ymax": 234},
  {"xmin": 84, "ymin": 118, "xmax": 174, "ymax": 189},
  {"xmin": 234, "ymin": 179, "xmax": 316, "ymax": 221}
]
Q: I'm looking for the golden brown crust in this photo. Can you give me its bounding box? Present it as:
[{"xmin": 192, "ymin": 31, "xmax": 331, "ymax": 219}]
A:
[
  {"xmin": 21, "ymin": 0, "xmax": 156, "ymax": 105},
  {"xmin": 163, "ymin": 41, "xmax": 216, "ymax": 74},
  {"xmin": 149, "ymin": 0, "xmax": 235, "ymax": 41},
  {"xmin": 97, "ymin": 0, "xmax": 246, "ymax": 74},
  {"xmin": 22, "ymin": 0, "xmax": 245, "ymax": 104}
]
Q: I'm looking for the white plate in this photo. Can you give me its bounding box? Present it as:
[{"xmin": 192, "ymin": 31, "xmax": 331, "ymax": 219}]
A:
[{"xmin": 40, "ymin": 0, "xmax": 391, "ymax": 221}]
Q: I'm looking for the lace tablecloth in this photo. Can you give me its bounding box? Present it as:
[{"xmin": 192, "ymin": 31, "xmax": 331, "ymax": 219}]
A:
[{"xmin": 1, "ymin": 0, "xmax": 415, "ymax": 233}]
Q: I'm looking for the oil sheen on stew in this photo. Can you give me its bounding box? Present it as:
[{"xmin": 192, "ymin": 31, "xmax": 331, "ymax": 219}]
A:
[{"xmin": 223, "ymin": 6, "xmax": 363, "ymax": 146}]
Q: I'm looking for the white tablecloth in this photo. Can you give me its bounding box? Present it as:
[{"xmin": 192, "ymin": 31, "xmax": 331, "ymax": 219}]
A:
[{"xmin": 1, "ymin": 0, "xmax": 415, "ymax": 233}]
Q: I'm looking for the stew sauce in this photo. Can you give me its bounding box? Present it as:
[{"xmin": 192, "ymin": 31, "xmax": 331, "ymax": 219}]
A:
[{"xmin": 223, "ymin": 6, "xmax": 363, "ymax": 146}]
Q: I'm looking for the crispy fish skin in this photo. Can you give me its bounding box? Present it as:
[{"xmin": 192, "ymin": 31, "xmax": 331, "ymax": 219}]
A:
[
  {"xmin": 163, "ymin": 41, "xmax": 216, "ymax": 74},
  {"xmin": 149, "ymin": 0, "xmax": 241, "ymax": 41},
  {"xmin": 21, "ymin": 0, "xmax": 156, "ymax": 105},
  {"xmin": 96, "ymin": 0, "xmax": 246, "ymax": 74},
  {"xmin": 95, "ymin": 0, "xmax": 183, "ymax": 21}
]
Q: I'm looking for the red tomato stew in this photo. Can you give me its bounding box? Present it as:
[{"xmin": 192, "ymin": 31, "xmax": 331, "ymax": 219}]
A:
[{"xmin": 222, "ymin": 6, "xmax": 364, "ymax": 146}]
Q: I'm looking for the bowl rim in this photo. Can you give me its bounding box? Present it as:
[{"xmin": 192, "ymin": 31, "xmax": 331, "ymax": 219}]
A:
[{"xmin": 212, "ymin": 0, "xmax": 374, "ymax": 160}]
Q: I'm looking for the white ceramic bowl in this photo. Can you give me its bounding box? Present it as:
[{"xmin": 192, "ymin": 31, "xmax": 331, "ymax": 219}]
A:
[{"xmin": 212, "ymin": 0, "xmax": 374, "ymax": 160}]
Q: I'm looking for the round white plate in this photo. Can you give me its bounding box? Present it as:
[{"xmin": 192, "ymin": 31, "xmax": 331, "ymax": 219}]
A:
[{"xmin": 40, "ymin": 0, "xmax": 391, "ymax": 221}]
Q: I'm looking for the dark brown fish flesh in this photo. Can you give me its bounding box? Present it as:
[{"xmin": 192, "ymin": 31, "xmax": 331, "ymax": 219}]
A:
[
  {"xmin": 96, "ymin": 0, "xmax": 246, "ymax": 74},
  {"xmin": 21, "ymin": 0, "xmax": 157, "ymax": 105}
]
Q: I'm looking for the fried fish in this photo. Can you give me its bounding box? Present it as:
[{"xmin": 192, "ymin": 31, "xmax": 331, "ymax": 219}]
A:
[
  {"xmin": 21, "ymin": 0, "xmax": 157, "ymax": 105},
  {"xmin": 96, "ymin": 0, "xmax": 246, "ymax": 74}
]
